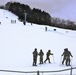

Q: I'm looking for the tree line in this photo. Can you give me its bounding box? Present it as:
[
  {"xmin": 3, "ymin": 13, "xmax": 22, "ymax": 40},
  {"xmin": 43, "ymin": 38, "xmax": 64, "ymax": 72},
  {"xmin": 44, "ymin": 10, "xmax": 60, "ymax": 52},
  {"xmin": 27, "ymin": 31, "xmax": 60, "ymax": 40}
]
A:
[
  {"xmin": 5, "ymin": 2, "xmax": 51, "ymax": 25},
  {"xmin": 1, "ymin": 2, "xmax": 76, "ymax": 30}
]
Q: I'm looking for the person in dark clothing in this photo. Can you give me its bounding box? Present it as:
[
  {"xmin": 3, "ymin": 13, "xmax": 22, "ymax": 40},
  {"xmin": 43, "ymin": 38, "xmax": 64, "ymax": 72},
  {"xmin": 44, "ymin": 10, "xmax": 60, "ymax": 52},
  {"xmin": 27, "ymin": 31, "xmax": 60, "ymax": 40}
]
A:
[
  {"xmin": 32, "ymin": 48, "xmax": 38, "ymax": 66},
  {"xmin": 23, "ymin": 21, "xmax": 26, "ymax": 25},
  {"xmin": 38, "ymin": 49, "xmax": 44, "ymax": 64},
  {"xmin": 61, "ymin": 48, "xmax": 73, "ymax": 66},
  {"xmin": 44, "ymin": 50, "xmax": 53, "ymax": 63}
]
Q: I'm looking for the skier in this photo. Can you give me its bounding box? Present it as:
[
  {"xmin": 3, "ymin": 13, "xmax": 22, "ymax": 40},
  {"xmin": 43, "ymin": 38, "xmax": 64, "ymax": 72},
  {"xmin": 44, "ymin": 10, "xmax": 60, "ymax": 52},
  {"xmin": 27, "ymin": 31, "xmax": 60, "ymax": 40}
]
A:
[
  {"xmin": 61, "ymin": 48, "xmax": 73, "ymax": 66},
  {"xmin": 45, "ymin": 27, "xmax": 47, "ymax": 31},
  {"xmin": 0, "ymin": 22, "xmax": 1, "ymax": 24},
  {"xmin": 23, "ymin": 21, "xmax": 26, "ymax": 25},
  {"xmin": 44, "ymin": 50, "xmax": 53, "ymax": 63},
  {"xmin": 32, "ymin": 48, "xmax": 38, "ymax": 66},
  {"xmin": 38, "ymin": 49, "xmax": 44, "ymax": 64}
]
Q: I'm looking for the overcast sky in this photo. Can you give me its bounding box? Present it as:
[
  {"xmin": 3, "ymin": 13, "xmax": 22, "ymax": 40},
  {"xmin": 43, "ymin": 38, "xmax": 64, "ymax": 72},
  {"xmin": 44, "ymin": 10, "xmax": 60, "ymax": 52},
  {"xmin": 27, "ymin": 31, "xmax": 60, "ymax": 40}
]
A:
[{"xmin": 0, "ymin": 0, "xmax": 76, "ymax": 21}]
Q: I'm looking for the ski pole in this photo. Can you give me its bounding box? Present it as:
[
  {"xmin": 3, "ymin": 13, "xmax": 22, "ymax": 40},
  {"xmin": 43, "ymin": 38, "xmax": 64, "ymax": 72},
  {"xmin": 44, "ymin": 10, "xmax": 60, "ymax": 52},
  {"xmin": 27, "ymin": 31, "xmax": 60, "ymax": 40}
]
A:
[
  {"xmin": 52, "ymin": 55, "xmax": 55, "ymax": 64},
  {"xmin": 70, "ymin": 57, "xmax": 73, "ymax": 67},
  {"xmin": 60, "ymin": 56, "xmax": 62, "ymax": 66}
]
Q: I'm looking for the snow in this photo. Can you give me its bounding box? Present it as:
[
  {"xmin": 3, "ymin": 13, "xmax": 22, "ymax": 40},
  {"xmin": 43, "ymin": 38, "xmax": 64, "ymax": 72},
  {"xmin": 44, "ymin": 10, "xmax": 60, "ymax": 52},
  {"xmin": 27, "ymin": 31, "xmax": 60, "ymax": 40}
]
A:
[{"xmin": 0, "ymin": 9, "xmax": 76, "ymax": 75}]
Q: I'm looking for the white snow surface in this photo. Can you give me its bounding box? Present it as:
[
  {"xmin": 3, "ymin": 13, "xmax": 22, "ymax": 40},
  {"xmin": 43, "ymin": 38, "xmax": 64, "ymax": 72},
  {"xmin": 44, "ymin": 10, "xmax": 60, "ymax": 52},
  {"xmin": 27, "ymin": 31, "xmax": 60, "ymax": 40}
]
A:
[{"xmin": 0, "ymin": 9, "xmax": 76, "ymax": 75}]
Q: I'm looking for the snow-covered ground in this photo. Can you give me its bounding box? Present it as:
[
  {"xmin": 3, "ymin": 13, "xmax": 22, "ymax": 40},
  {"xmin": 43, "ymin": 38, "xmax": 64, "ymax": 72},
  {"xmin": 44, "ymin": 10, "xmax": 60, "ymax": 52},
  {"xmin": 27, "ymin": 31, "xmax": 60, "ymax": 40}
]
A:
[{"xmin": 0, "ymin": 9, "xmax": 76, "ymax": 75}]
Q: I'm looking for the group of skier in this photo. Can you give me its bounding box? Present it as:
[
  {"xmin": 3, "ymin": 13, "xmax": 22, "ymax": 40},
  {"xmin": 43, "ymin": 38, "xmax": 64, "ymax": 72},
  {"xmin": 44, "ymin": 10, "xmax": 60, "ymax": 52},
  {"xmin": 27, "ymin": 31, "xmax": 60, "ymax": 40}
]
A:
[
  {"xmin": 32, "ymin": 48, "xmax": 73, "ymax": 66},
  {"xmin": 61, "ymin": 48, "xmax": 73, "ymax": 66}
]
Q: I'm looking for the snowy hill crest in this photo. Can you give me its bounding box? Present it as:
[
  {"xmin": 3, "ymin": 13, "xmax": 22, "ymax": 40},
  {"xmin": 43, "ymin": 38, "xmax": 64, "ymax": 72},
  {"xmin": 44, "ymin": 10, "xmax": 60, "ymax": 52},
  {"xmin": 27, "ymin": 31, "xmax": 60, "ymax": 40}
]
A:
[{"xmin": 0, "ymin": 9, "xmax": 19, "ymax": 25}]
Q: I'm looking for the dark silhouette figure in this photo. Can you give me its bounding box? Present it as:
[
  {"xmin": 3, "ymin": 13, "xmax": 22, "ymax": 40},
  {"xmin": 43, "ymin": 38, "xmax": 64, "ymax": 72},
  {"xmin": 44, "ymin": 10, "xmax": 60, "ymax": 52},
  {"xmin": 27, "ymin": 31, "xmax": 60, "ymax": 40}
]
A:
[
  {"xmin": 32, "ymin": 48, "xmax": 38, "ymax": 66},
  {"xmin": 44, "ymin": 50, "xmax": 53, "ymax": 63},
  {"xmin": 23, "ymin": 21, "xmax": 26, "ymax": 25},
  {"xmin": 0, "ymin": 22, "xmax": 1, "ymax": 24},
  {"xmin": 38, "ymin": 49, "xmax": 44, "ymax": 64},
  {"xmin": 61, "ymin": 48, "xmax": 73, "ymax": 66},
  {"xmin": 45, "ymin": 27, "xmax": 47, "ymax": 31}
]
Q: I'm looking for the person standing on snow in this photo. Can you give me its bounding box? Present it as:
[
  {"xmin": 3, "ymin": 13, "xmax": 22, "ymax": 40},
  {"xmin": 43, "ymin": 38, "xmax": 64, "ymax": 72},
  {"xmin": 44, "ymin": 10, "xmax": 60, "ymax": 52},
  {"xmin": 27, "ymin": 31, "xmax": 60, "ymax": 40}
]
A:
[
  {"xmin": 61, "ymin": 48, "xmax": 73, "ymax": 66},
  {"xmin": 32, "ymin": 48, "xmax": 38, "ymax": 66},
  {"xmin": 38, "ymin": 49, "xmax": 44, "ymax": 64},
  {"xmin": 44, "ymin": 50, "xmax": 53, "ymax": 63}
]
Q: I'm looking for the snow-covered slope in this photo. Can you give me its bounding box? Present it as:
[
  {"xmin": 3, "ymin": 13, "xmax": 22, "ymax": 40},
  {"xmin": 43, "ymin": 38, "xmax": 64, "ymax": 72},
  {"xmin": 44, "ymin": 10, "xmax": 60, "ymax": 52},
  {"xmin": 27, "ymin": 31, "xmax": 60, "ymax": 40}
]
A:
[
  {"xmin": 0, "ymin": 9, "xmax": 18, "ymax": 19},
  {"xmin": 0, "ymin": 9, "xmax": 22, "ymax": 25},
  {"xmin": 0, "ymin": 9, "xmax": 76, "ymax": 75}
]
